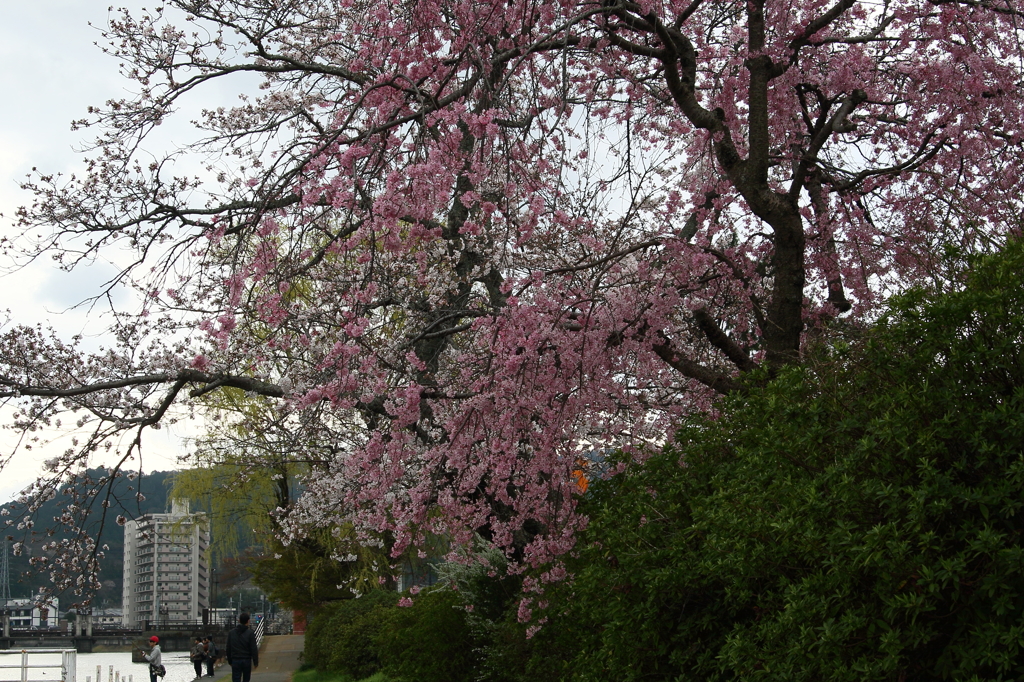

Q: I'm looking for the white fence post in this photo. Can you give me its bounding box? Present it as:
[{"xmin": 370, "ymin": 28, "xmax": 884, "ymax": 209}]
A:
[
  {"xmin": 0, "ymin": 648, "xmax": 79, "ymax": 682},
  {"xmin": 61, "ymin": 650, "xmax": 76, "ymax": 682}
]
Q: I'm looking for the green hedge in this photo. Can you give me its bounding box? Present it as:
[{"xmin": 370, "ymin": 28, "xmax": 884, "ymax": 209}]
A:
[
  {"xmin": 303, "ymin": 590, "xmax": 400, "ymax": 679},
  {"xmin": 547, "ymin": 241, "xmax": 1024, "ymax": 681},
  {"xmin": 303, "ymin": 588, "xmax": 476, "ymax": 682},
  {"xmin": 378, "ymin": 589, "xmax": 478, "ymax": 682}
]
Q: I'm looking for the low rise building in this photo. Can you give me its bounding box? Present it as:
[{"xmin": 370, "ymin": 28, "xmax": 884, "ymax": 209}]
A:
[
  {"xmin": 4, "ymin": 595, "xmax": 59, "ymax": 629},
  {"xmin": 93, "ymin": 607, "xmax": 123, "ymax": 628}
]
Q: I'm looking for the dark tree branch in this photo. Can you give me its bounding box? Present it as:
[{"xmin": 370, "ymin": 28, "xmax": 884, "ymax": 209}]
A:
[
  {"xmin": 692, "ymin": 308, "xmax": 756, "ymax": 372},
  {"xmin": 0, "ymin": 370, "xmax": 285, "ymax": 400},
  {"xmin": 651, "ymin": 332, "xmax": 739, "ymax": 394}
]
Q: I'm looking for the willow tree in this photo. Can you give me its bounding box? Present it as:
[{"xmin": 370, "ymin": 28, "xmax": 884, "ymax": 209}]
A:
[
  {"xmin": 171, "ymin": 389, "xmax": 304, "ymax": 559},
  {"xmin": 172, "ymin": 388, "xmax": 393, "ymax": 608}
]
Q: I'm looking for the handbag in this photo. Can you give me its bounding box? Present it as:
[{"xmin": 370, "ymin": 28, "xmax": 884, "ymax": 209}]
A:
[{"xmin": 150, "ymin": 664, "xmax": 167, "ymax": 678}]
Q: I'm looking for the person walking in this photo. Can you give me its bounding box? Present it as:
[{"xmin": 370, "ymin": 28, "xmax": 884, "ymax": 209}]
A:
[
  {"xmin": 203, "ymin": 636, "xmax": 219, "ymax": 677},
  {"xmin": 225, "ymin": 613, "xmax": 259, "ymax": 682},
  {"xmin": 140, "ymin": 636, "xmax": 163, "ymax": 682},
  {"xmin": 191, "ymin": 637, "xmax": 206, "ymax": 679}
]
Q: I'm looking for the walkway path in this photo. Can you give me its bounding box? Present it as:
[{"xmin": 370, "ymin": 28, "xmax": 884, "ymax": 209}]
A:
[{"xmin": 248, "ymin": 635, "xmax": 305, "ymax": 682}]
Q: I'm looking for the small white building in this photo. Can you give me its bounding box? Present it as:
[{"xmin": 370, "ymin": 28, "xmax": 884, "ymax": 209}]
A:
[
  {"xmin": 4, "ymin": 595, "xmax": 59, "ymax": 629},
  {"xmin": 93, "ymin": 607, "xmax": 123, "ymax": 628},
  {"xmin": 206, "ymin": 607, "xmax": 238, "ymax": 627}
]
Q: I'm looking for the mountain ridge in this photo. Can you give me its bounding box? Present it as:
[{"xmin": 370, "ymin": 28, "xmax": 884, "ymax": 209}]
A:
[{"xmin": 2, "ymin": 469, "xmax": 176, "ymax": 606}]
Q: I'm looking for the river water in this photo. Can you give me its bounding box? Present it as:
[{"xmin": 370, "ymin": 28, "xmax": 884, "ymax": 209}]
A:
[{"xmin": 0, "ymin": 650, "xmax": 202, "ymax": 682}]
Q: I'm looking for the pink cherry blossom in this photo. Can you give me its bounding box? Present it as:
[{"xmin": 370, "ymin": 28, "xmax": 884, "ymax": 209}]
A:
[{"xmin": 3, "ymin": 0, "xmax": 1024, "ymax": 601}]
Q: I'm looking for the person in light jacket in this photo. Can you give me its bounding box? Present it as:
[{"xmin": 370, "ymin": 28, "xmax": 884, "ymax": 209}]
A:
[
  {"xmin": 140, "ymin": 636, "xmax": 162, "ymax": 682},
  {"xmin": 191, "ymin": 636, "xmax": 206, "ymax": 679},
  {"xmin": 225, "ymin": 613, "xmax": 259, "ymax": 682}
]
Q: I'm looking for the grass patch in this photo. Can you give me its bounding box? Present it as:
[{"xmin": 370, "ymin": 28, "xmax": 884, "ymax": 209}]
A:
[
  {"xmin": 291, "ymin": 669, "xmax": 350, "ymax": 682},
  {"xmin": 291, "ymin": 670, "xmax": 391, "ymax": 682}
]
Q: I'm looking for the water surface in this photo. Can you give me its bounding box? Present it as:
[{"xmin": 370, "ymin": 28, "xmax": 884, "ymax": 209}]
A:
[{"xmin": 0, "ymin": 650, "xmax": 205, "ymax": 682}]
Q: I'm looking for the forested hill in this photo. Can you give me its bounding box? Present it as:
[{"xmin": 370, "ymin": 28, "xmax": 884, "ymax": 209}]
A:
[{"xmin": 2, "ymin": 469, "xmax": 175, "ymax": 605}]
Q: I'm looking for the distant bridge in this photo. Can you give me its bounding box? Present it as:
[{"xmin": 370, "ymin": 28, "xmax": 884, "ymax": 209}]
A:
[
  {"xmin": 0, "ymin": 614, "xmax": 106, "ymax": 652},
  {"xmin": 0, "ymin": 616, "xmax": 234, "ymax": 654}
]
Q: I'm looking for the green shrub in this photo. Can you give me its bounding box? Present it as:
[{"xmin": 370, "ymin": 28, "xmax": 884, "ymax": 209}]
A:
[
  {"xmin": 550, "ymin": 241, "xmax": 1024, "ymax": 681},
  {"xmin": 435, "ymin": 545, "xmax": 545, "ymax": 682},
  {"xmin": 376, "ymin": 588, "xmax": 478, "ymax": 682},
  {"xmin": 304, "ymin": 589, "xmax": 401, "ymax": 678},
  {"xmin": 468, "ymin": 606, "xmax": 579, "ymax": 682}
]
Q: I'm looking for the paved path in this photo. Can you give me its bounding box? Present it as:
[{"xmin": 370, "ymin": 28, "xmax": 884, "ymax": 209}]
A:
[{"xmin": 248, "ymin": 635, "xmax": 305, "ymax": 682}]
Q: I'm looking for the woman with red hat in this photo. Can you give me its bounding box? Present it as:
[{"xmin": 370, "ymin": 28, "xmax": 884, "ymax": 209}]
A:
[{"xmin": 140, "ymin": 636, "xmax": 164, "ymax": 682}]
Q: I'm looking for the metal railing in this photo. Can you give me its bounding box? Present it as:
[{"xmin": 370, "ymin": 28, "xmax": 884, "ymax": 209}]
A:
[
  {"xmin": 0, "ymin": 649, "xmax": 76, "ymax": 682},
  {"xmin": 252, "ymin": 618, "xmax": 266, "ymax": 649},
  {"xmin": 141, "ymin": 620, "xmax": 232, "ymax": 631}
]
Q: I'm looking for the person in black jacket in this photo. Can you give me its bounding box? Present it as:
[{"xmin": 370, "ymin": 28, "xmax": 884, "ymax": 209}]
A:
[
  {"xmin": 203, "ymin": 636, "xmax": 219, "ymax": 677},
  {"xmin": 225, "ymin": 613, "xmax": 259, "ymax": 682}
]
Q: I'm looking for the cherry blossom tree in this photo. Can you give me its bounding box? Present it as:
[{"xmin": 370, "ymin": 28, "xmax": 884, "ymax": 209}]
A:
[{"xmin": 3, "ymin": 0, "xmax": 1024, "ymax": 594}]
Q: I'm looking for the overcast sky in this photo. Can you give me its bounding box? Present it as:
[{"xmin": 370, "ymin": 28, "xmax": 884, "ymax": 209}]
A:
[{"xmin": 0, "ymin": 2, "xmax": 196, "ymax": 502}]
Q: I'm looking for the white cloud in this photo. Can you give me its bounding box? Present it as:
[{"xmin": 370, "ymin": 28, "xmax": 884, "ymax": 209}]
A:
[
  {"xmin": 0, "ymin": 403, "xmax": 199, "ymax": 504},
  {"xmin": 0, "ymin": 2, "xmax": 199, "ymax": 504}
]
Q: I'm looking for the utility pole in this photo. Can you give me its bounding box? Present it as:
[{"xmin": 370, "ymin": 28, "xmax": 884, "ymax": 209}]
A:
[{"xmin": 0, "ymin": 541, "xmax": 10, "ymax": 612}]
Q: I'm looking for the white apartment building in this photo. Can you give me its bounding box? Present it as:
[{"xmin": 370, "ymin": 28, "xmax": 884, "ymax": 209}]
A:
[{"xmin": 122, "ymin": 501, "xmax": 210, "ymax": 628}]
